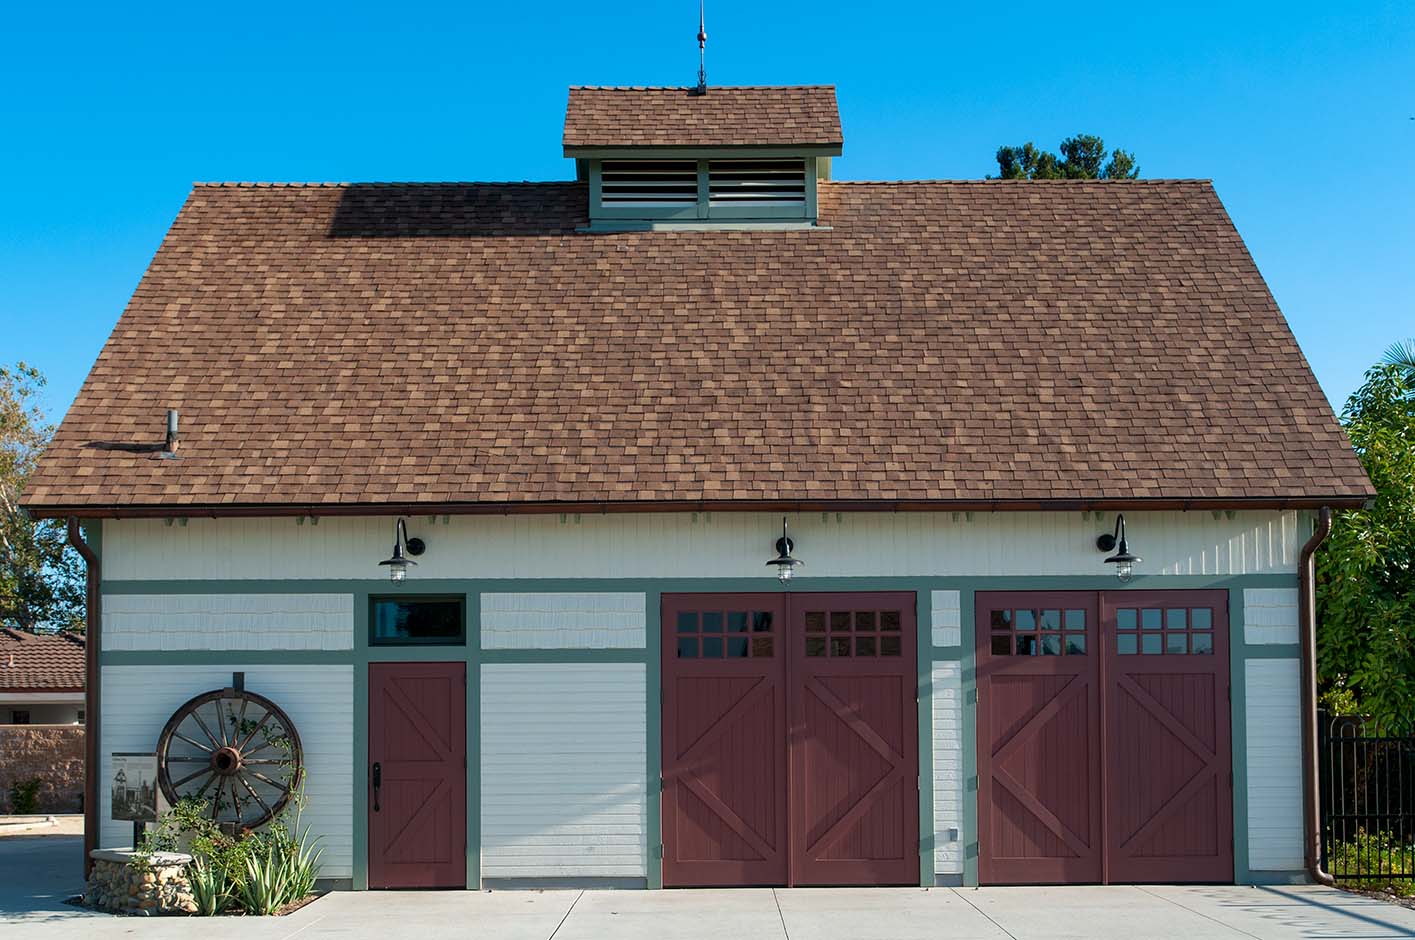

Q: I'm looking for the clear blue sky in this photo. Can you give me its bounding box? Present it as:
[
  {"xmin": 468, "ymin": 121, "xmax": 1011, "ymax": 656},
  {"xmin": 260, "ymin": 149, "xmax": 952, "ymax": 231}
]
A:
[{"xmin": 3, "ymin": 2, "xmax": 1412, "ymax": 426}]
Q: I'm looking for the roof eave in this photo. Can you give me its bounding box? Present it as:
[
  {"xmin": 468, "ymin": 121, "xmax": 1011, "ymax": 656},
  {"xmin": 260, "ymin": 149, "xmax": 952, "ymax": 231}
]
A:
[{"xmin": 22, "ymin": 493, "xmax": 1375, "ymax": 521}]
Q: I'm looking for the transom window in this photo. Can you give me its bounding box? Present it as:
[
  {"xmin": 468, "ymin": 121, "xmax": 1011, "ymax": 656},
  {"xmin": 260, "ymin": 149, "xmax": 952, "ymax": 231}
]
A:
[
  {"xmin": 675, "ymin": 609, "xmax": 775, "ymax": 659},
  {"xmin": 804, "ymin": 609, "xmax": 903, "ymax": 658},
  {"xmin": 989, "ymin": 607, "xmax": 1088, "ymax": 657},
  {"xmin": 1115, "ymin": 606, "xmax": 1214, "ymax": 656},
  {"xmin": 370, "ymin": 595, "xmax": 466, "ymax": 646}
]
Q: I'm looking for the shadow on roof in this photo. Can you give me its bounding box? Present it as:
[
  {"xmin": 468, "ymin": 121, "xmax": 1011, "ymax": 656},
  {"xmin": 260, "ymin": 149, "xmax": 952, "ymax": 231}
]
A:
[{"xmin": 326, "ymin": 182, "xmax": 587, "ymax": 238}]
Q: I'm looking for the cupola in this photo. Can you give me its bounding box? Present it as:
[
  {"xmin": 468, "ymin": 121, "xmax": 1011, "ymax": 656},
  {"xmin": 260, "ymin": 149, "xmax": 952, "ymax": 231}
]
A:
[{"xmin": 563, "ymin": 85, "xmax": 843, "ymax": 231}]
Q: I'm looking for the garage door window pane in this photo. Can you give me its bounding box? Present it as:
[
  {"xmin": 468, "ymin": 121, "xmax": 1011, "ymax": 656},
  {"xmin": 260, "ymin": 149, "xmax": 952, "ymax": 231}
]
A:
[
  {"xmin": 728, "ymin": 612, "xmax": 749, "ymax": 633},
  {"xmin": 831, "ymin": 612, "xmax": 852, "ymax": 632},
  {"xmin": 880, "ymin": 611, "xmax": 901, "ymax": 631},
  {"xmin": 1191, "ymin": 608, "xmax": 1212, "ymax": 630},
  {"xmin": 1117, "ymin": 634, "xmax": 1138, "ymax": 655},
  {"xmin": 1191, "ymin": 633, "xmax": 1214, "ymax": 655},
  {"xmin": 804, "ymin": 612, "xmax": 825, "ymax": 633},
  {"xmin": 990, "ymin": 609, "xmax": 1012, "ymax": 630},
  {"xmin": 727, "ymin": 637, "xmax": 749, "ymax": 658},
  {"xmin": 1017, "ymin": 635, "xmax": 1038, "ymax": 656},
  {"xmin": 880, "ymin": 636, "xmax": 902, "ymax": 657},
  {"xmin": 677, "ymin": 637, "xmax": 699, "ymax": 658},
  {"xmin": 1142, "ymin": 634, "xmax": 1162, "ymax": 654},
  {"xmin": 677, "ymin": 612, "xmax": 699, "ymax": 633},
  {"xmin": 752, "ymin": 637, "xmax": 774, "ymax": 657},
  {"xmin": 1142, "ymin": 609, "xmax": 1163, "ymax": 630},
  {"xmin": 1117, "ymin": 609, "xmax": 1137, "ymax": 630},
  {"xmin": 805, "ymin": 636, "xmax": 827, "ymax": 657},
  {"xmin": 1065, "ymin": 634, "xmax": 1086, "ymax": 655},
  {"xmin": 754, "ymin": 611, "xmax": 775, "ymax": 633},
  {"xmin": 1065, "ymin": 609, "xmax": 1086, "ymax": 629},
  {"xmin": 1015, "ymin": 610, "xmax": 1037, "ymax": 631},
  {"xmin": 702, "ymin": 637, "xmax": 723, "ymax": 657},
  {"xmin": 1166, "ymin": 633, "xmax": 1188, "ymax": 654},
  {"xmin": 1041, "ymin": 635, "xmax": 1062, "ymax": 655},
  {"xmin": 703, "ymin": 612, "xmax": 724, "ymax": 633},
  {"xmin": 1167, "ymin": 609, "xmax": 1187, "ymax": 630},
  {"xmin": 992, "ymin": 635, "xmax": 1011, "ymax": 656}
]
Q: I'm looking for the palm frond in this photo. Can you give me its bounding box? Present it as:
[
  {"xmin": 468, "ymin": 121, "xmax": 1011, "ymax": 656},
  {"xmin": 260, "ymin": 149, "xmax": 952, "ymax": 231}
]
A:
[{"xmin": 1383, "ymin": 339, "xmax": 1415, "ymax": 373}]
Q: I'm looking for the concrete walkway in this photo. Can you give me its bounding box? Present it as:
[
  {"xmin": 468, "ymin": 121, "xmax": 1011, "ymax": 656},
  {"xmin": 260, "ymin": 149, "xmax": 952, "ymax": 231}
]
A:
[{"xmin": 4, "ymin": 837, "xmax": 1413, "ymax": 939}]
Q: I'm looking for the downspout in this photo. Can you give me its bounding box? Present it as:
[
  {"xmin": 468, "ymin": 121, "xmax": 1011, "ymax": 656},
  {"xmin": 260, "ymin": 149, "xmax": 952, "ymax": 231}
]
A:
[
  {"xmin": 1298, "ymin": 506, "xmax": 1335, "ymax": 886},
  {"xmin": 67, "ymin": 518, "xmax": 100, "ymax": 878}
]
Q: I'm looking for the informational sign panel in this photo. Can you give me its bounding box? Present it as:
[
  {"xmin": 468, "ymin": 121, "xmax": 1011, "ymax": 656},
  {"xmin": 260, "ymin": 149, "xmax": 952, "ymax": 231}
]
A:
[{"xmin": 110, "ymin": 752, "xmax": 159, "ymax": 822}]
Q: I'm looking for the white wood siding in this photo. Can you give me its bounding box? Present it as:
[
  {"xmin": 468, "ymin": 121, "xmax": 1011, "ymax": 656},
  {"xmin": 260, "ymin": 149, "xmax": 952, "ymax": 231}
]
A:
[
  {"xmin": 1243, "ymin": 588, "xmax": 1300, "ymax": 645},
  {"xmin": 480, "ymin": 593, "xmax": 646, "ymax": 649},
  {"xmin": 931, "ymin": 591, "xmax": 962, "ymax": 647},
  {"xmin": 103, "ymin": 510, "xmax": 1305, "ymax": 581},
  {"xmin": 99, "ymin": 665, "xmax": 354, "ymax": 879},
  {"xmin": 1245, "ymin": 658, "xmax": 1304, "ymax": 871},
  {"xmin": 932, "ymin": 661, "xmax": 965, "ymax": 877},
  {"xmin": 480, "ymin": 663, "xmax": 647, "ymax": 879},
  {"xmin": 102, "ymin": 594, "xmax": 353, "ymax": 651}
]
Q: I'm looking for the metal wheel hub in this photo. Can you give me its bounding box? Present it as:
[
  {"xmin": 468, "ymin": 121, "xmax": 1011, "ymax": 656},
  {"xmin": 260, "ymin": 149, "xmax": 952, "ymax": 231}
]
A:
[{"xmin": 211, "ymin": 746, "xmax": 243, "ymax": 776}]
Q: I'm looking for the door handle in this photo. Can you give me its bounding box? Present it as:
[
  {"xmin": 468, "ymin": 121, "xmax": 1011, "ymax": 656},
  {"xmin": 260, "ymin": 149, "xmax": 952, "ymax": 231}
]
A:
[{"xmin": 371, "ymin": 762, "xmax": 382, "ymax": 812}]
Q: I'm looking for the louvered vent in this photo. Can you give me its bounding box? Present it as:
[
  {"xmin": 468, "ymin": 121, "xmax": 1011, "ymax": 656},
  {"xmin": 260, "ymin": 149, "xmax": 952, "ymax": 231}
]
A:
[
  {"xmin": 599, "ymin": 160, "xmax": 698, "ymax": 207},
  {"xmin": 708, "ymin": 159, "xmax": 807, "ymax": 206}
]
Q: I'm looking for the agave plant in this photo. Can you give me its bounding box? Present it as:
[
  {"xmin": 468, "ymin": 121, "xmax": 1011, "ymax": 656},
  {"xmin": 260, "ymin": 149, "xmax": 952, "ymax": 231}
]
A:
[
  {"xmin": 239, "ymin": 840, "xmax": 293, "ymax": 916},
  {"xmin": 186, "ymin": 856, "xmax": 232, "ymax": 916}
]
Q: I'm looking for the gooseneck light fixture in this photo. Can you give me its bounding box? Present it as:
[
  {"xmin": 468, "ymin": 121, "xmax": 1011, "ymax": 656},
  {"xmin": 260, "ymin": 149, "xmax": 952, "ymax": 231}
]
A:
[
  {"xmin": 1096, "ymin": 513, "xmax": 1141, "ymax": 582},
  {"xmin": 765, "ymin": 516, "xmax": 804, "ymax": 584},
  {"xmin": 378, "ymin": 518, "xmax": 426, "ymax": 583}
]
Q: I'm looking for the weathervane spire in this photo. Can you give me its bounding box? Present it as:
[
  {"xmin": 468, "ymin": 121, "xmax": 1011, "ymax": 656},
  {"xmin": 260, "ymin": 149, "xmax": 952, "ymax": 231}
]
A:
[{"xmin": 694, "ymin": 0, "xmax": 708, "ymax": 95}]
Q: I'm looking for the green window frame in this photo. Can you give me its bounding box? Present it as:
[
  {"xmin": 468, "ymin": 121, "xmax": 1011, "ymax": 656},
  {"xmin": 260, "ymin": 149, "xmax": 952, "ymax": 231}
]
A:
[{"xmin": 369, "ymin": 594, "xmax": 467, "ymax": 647}]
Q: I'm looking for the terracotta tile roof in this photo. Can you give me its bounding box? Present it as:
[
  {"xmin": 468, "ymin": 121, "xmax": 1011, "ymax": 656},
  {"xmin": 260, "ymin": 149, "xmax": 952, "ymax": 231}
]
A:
[
  {"xmin": 0, "ymin": 630, "xmax": 85, "ymax": 693},
  {"xmin": 22, "ymin": 179, "xmax": 1372, "ymax": 514},
  {"xmin": 563, "ymin": 85, "xmax": 843, "ymax": 149}
]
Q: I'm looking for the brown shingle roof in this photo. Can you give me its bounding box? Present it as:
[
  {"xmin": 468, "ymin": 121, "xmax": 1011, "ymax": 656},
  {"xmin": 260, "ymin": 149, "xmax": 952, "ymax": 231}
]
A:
[
  {"xmin": 563, "ymin": 85, "xmax": 843, "ymax": 149},
  {"xmin": 22, "ymin": 179, "xmax": 1372, "ymax": 514},
  {"xmin": 0, "ymin": 630, "xmax": 85, "ymax": 693}
]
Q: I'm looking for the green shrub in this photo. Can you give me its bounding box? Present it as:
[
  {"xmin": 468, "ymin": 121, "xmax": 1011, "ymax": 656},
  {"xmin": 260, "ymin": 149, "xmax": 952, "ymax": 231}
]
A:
[
  {"xmin": 1330, "ymin": 829, "xmax": 1415, "ymax": 897},
  {"xmin": 138, "ymin": 785, "xmax": 323, "ymax": 915},
  {"xmin": 8, "ymin": 778, "xmax": 42, "ymax": 814}
]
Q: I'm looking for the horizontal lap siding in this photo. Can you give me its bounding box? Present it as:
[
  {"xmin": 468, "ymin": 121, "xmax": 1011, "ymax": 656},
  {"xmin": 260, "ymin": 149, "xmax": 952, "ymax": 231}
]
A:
[
  {"xmin": 1245, "ymin": 659, "xmax": 1304, "ymax": 871},
  {"xmin": 102, "ymin": 594, "xmax": 353, "ymax": 651},
  {"xmin": 931, "ymin": 591, "xmax": 962, "ymax": 647},
  {"xmin": 932, "ymin": 662, "xmax": 965, "ymax": 877},
  {"xmin": 100, "ymin": 665, "xmax": 354, "ymax": 879},
  {"xmin": 1243, "ymin": 588, "xmax": 1299, "ymax": 645},
  {"xmin": 103, "ymin": 511, "xmax": 1304, "ymax": 581},
  {"xmin": 480, "ymin": 663, "xmax": 647, "ymax": 879},
  {"xmin": 480, "ymin": 593, "xmax": 646, "ymax": 649}
]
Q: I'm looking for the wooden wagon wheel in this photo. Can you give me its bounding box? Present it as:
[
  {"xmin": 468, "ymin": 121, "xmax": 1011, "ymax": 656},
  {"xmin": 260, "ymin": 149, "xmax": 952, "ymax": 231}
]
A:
[{"xmin": 156, "ymin": 677, "xmax": 303, "ymax": 830}]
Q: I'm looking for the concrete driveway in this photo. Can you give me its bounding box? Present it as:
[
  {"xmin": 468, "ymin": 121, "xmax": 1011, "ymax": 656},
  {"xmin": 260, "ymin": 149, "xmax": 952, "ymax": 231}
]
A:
[{"xmin": 3, "ymin": 836, "xmax": 1414, "ymax": 939}]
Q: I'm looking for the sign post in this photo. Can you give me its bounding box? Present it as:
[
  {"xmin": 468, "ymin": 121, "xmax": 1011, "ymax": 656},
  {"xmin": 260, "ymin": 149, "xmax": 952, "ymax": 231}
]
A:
[{"xmin": 110, "ymin": 752, "xmax": 159, "ymax": 848}]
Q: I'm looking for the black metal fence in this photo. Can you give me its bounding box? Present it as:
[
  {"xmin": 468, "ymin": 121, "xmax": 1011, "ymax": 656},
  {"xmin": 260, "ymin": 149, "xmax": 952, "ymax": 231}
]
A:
[{"xmin": 1319, "ymin": 712, "xmax": 1415, "ymax": 882}]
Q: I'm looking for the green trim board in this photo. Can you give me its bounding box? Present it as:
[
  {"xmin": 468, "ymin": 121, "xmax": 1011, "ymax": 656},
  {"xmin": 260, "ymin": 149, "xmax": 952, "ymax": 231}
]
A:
[{"xmin": 92, "ymin": 572, "xmax": 1301, "ymax": 890}]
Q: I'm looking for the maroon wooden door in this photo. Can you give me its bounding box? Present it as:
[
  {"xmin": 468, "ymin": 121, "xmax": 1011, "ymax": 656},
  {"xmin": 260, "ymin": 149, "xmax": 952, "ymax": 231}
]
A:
[
  {"xmin": 661, "ymin": 594, "xmax": 789, "ymax": 887},
  {"xmin": 368, "ymin": 662, "xmax": 466, "ymax": 889},
  {"xmin": 977, "ymin": 589, "xmax": 1234, "ymax": 885},
  {"xmin": 788, "ymin": 593, "xmax": 919, "ymax": 886},
  {"xmin": 976, "ymin": 592, "xmax": 1104, "ymax": 884},
  {"xmin": 1101, "ymin": 590, "xmax": 1233, "ymax": 883},
  {"xmin": 661, "ymin": 591, "xmax": 919, "ymax": 887}
]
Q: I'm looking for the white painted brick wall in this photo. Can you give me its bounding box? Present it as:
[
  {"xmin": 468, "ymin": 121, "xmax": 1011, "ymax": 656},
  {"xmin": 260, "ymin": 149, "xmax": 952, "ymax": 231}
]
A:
[
  {"xmin": 1243, "ymin": 588, "xmax": 1299, "ymax": 645},
  {"xmin": 931, "ymin": 591, "xmax": 962, "ymax": 647},
  {"xmin": 932, "ymin": 661, "xmax": 965, "ymax": 877},
  {"xmin": 481, "ymin": 663, "xmax": 647, "ymax": 879},
  {"xmin": 1246, "ymin": 658, "xmax": 1304, "ymax": 871},
  {"xmin": 480, "ymin": 593, "xmax": 646, "ymax": 649},
  {"xmin": 102, "ymin": 594, "xmax": 354, "ymax": 651}
]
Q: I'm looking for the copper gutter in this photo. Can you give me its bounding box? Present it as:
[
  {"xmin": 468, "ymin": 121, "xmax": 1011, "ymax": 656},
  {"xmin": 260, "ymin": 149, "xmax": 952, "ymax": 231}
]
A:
[
  {"xmin": 66, "ymin": 518, "xmax": 100, "ymax": 878},
  {"xmin": 1298, "ymin": 506, "xmax": 1335, "ymax": 886}
]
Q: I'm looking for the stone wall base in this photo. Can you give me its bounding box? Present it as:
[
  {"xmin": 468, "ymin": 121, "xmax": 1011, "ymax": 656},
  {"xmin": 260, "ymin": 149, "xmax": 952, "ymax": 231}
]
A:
[{"xmin": 85, "ymin": 850, "xmax": 196, "ymax": 916}]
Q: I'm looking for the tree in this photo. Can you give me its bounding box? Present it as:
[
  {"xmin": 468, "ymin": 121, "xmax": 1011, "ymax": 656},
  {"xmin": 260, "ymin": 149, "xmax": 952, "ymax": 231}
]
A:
[
  {"xmin": 993, "ymin": 134, "xmax": 1139, "ymax": 180},
  {"xmin": 1316, "ymin": 354, "xmax": 1415, "ymax": 732},
  {"xmin": 1384, "ymin": 338, "xmax": 1415, "ymax": 382},
  {"xmin": 0, "ymin": 363, "xmax": 84, "ymax": 633}
]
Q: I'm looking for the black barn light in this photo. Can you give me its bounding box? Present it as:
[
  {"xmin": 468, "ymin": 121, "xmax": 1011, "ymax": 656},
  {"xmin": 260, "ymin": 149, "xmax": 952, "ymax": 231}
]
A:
[
  {"xmin": 765, "ymin": 516, "xmax": 804, "ymax": 583},
  {"xmin": 1096, "ymin": 513, "xmax": 1141, "ymax": 582},
  {"xmin": 378, "ymin": 518, "xmax": 426, "ymax": 583}
]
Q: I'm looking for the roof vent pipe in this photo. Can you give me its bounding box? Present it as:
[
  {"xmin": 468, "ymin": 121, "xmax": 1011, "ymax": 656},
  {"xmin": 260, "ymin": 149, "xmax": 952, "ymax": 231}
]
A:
[{"xmin": 162, "ymin": 408, "xmax": 179, "ymax": 457}]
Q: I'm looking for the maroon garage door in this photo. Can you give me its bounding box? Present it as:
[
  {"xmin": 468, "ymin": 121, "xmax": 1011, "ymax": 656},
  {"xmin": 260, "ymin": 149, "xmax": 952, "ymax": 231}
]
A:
[
  {"xmin": 976, "ymin": 590, "xmax": 1232, "ymax": 884},
  {"xmin": 661, "ymin": 593, "xmax": 918, "ymax": 887}
]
